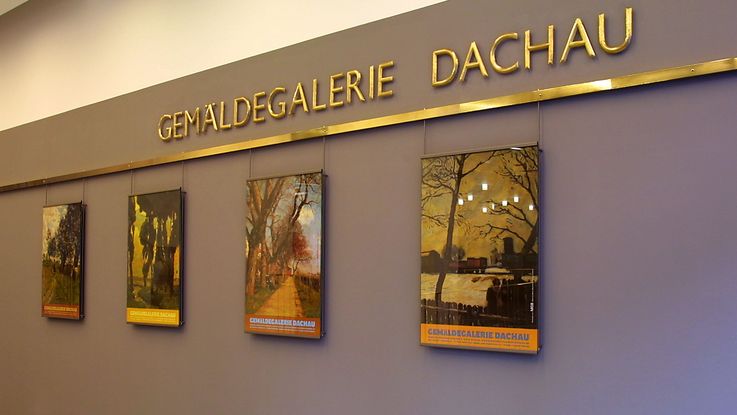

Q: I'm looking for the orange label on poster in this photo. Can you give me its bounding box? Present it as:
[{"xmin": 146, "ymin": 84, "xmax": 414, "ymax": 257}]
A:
[
  {"xmin": 421, "ymin": 324, "xmax": 538, "ymax": 353},
  {"xmin": 42, "ymin": 304, "xmax": 80, "ymax": 319},
  {"xmin": 245, "ymin": 314, "xmax": 321, "ymax": 338},
  {"xmin": 126, "ymin": 308, "xmax": 180, "ymax": 326}
]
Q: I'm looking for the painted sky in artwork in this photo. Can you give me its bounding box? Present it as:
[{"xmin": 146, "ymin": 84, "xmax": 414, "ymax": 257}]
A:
[
  {"xmin": 129, "ymin": 195, "xmax": 180, "ymax": 283},
  {"xmin": 42, "ymin": 205, "xmax": 66, "ymax": 254},
  {"xmin": 249, "ymin": 173, "xmax": 323, "ymax": 276},
  {"xmin": 422, "ymin": 149, "xmax": 539, "ymax": 259}
]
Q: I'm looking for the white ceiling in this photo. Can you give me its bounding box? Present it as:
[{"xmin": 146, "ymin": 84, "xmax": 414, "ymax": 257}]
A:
[
  {"xmin": 0, "ymin": 0, "xmax": 26, "ymax": 16},
  {"xmin": 0, "ymin": 0, "xmax": 444, "ymax": 132}
]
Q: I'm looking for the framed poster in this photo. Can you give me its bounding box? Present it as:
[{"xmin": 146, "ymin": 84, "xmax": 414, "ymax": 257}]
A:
[
  {"xmin": 245, "ymin": 172, "xmax": 324, "ymax": 338},
  {"xmin": 421, "ymin": 145, "xmax": 540, "ymax": 353},
  {"xmin": 42, "ymin": 202, "xmax": 85, "ymax": 320},
  {"xmin": 126, "ymin": 189, "xmax": 184, "ymax": 327}
]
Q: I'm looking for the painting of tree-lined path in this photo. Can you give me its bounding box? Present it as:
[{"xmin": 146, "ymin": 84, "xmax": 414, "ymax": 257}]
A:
[
  {"xmin": 245, "ymin": 172, "xmax": 323, "ymax": 335},
  {"xmin": 127, "ymin": 190, "xmax": 182, "ymax": 322},
  {"xmin": 421, "ymin": 146, "xmax": 539, "ymax": 329},
  {"xmin": 42, "ymin": 203, "xmax": 84, "ymax": 319}
]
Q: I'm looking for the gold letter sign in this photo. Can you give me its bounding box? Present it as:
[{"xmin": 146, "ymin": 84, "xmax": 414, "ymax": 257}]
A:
[
  {"xmin": 158, "ymin": 61, "xmax": 396, "ymax": 141},
  {"xmin": 431, "ymin": 7, "xmax": 633, "ymax": 87},
  {"xmin": 157, "ymin": 8, "xmax": 634, "ymax": 141}
]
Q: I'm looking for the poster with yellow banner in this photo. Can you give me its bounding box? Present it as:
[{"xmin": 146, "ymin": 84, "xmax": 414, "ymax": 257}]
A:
[
  {"xmin": 421, "ymin": 145, "xmax": 540, "ymax": 353},
  {"xmin": 127, "ymin": 189, "xmax": 183, "ymax": 327}
]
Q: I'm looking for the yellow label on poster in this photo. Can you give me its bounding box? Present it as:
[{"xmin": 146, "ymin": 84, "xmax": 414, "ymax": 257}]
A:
[
  {"xmin": 421, "ymin": 324, "xmax": 538, "ymax": 353},
  {"xmin": 127, "ymin": 308, "xmax": 180, "ymax": 326}
]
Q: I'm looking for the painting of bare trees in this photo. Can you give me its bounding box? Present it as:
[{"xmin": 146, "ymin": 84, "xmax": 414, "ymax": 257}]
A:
[
  {"xmin": 42, "ymin": 203, "xmax": 85, "ymax": 319},
  {"xmin": 127, "ymin": 190, "xmax": 183, "ymax": 326},
  {"xmin": 421, "ymin": 145, "xmax": 539, "ymax": 336},
  {"xmin": 245, "ymin": 172, "xmax": 323, "ymax": 338}
]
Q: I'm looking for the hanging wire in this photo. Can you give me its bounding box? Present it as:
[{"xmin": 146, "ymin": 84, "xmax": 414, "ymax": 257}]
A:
[
  {"xmin": 537, "ymin": 98, "xmax": 543, "ymax": 149},
  {"xmin": 44, "ymin": 184, "xmax": 48, "ymax": 206},
  {"xmin": 248, "ymin": 149, "xmax": 253, "ymax": 179},
  {"xmin": 130, "ymin": 169, "xmax": 134, "ymax": 195},
  {"xmin": 181, "ymin": 161, "xmax": 185, "ymax": 190},
  {"xmin": 422, "ymin": 118, "xmax": 428, "ymax": 155},
  {"xmin": 81, "ymin": 179, "xmax": 86, "ymax": 203},
  {"xmin": 322, "ymin": 136, "xmax": 327, "ymax": 172}
]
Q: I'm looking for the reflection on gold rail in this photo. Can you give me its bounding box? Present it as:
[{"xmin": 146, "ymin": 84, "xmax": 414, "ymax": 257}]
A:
[{"xmin": 2, "ymin": 57, "xmax": 736, "ymax": 193}]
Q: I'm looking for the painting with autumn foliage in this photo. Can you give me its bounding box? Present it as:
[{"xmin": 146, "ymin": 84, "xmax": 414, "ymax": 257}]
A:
[
  {"xmin": 42, "ymin": 203, "xmax": 85, "ymax": 320},
  {"xmin": 421, "ymin": 145, "xmax": 540, "ymax": 353},
  {"xmin": 245, "ymin": 172, "xmax": 324, "ymax": 338},
  {"xmin": 127, "ymin": 189, "xmax": 184, "ymax": 327}
]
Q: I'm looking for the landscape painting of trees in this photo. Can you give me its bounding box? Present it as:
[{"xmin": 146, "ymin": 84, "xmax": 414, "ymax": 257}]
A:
[
  {"xmin": 421, "ymin": 145, "xmax": 540, "ymax": 353},
  {"xmin": 42, "ymin": 203, "xmax": 85, "ymax": 319},
  {"xmin": 245, "ymin": 172, "xmax": 323, "ymax": 338},
  {"xmin": 127, "ymin": 189, "xmax": 183, "ymax": 327}
]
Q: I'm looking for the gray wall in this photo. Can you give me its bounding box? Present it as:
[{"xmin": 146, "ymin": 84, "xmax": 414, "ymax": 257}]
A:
[{"xmin": 1, "ymin": 1, "xmax": 736, "ymax": 414}]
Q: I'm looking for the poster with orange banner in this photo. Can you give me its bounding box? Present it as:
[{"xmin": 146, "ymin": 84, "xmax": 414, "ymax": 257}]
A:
[
  {"xmin": 42, "ymin": 203, "xmax": 85, "ymax": 320},
  {"xmin": 245, "ymin": 172, "xmax": 324, "ymax": 339},
  {"xmin": 127, "ymin": 189, "xmax": 184, "ymax": 327},
  {"xmin": 421, "ymin": 145, "xmax": 540, "ymax": 353}
]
